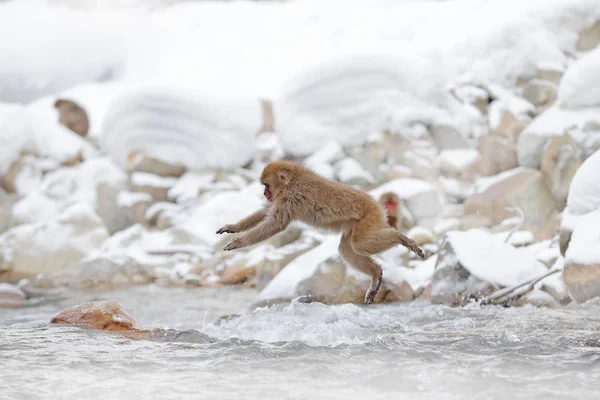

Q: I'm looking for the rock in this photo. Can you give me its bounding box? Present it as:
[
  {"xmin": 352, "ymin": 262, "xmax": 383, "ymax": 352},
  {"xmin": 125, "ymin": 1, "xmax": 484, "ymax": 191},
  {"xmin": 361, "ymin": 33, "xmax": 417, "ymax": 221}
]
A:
[
  {"xmin": 522, "ymin": 80, "xmax": 558, "ymax": 108},
  {"xmin": 130, "ymin": 172, "xmax": 178, "ymax": 202},
  {"xmin": 477, "ymin": 135, "xmax": 518, "ymax": 177},
  {"xmin": 540, "ymin": 135, "xmax": 584, "ymax": 209},
  {"xmin": 514, "ymin": 290, "xmax": 559, "ymax": 308},
  {"xmin": 429, "ymin": 124, "xmax": 469, "ymax": 151},
  {"xmin": 465, "ymin": 168, "xmax": 558, "ymax": 238},
  {"xmin": 491, "ymin": 109, "xmax": 529, "ymax": 141},
  {"xmin": 51, "ymin": 300, "xmax": 140, "ymax": 332},
  {"xmin": 0, "ymin": 188, "xmax": 17, "ymax": 235},
  {"xmin": 54, "ymin": 99, "xmax": 89, "ymax": 138},
  {"xmin": 407, "ymin": 226, "xmax": 434, "ymax": 246},
  {"xmin": 257, "ymin": 99, "xmax": 275, "ymax": 134},
  {"xmin": 0, "ymin": 283, "xmax": 27, "ymax": 308},
  {"xmin": 0, "ymin": 204, "xmax": 108, "ymax": 281},
  {"xmin": 126, "ymin": 152, "xmax": 186, "ymax": 178},
  {"xmin": 118, "ymin": 191, "xmax": 153, "ymax": 226},
  {"xmin": 431, "ymin": 229, "xmax": 547, "ymax": 305},
  {"xmin": 433, "ymin": 218, "xmax": 461, "ymax": 237},
  {"xmin": 96, "ymin": 181, "xmax": 128, "ymax": 235},
  {"xmin": 0, "ymin": 155, "xmax": 43, "ymax": 195},
  {"xmin": 384, "ymin": 281, "xmax": 415, "ymax": 303},
  {"xmin": 402, "ymin": 151, "xmax": 440, "ymax": 180},
  {"xmin": 577, "ymin": 21, "xmax": 600, "ymax": 52},
  {"xmin": 563, "ymin": 263, "xmax": 600, "ymax": 303},
  {"xmin": 563, "ymin": 208, "xmax": 600, "ymax": 303},
  {"xmin": 334, "ymin": 157, "xmax": 376, "ymax": 186},
  {"xmin": 438, "ymin": 149, "xmax": 480, "ymax": 181},
  {"xmin": 536, "ymin": 67, "xmax": 563, "ymax": 85}
]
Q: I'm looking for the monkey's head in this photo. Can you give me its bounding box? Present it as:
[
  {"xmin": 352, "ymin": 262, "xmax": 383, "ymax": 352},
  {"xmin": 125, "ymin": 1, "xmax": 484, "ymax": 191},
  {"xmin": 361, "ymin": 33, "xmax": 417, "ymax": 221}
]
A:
[
  {"xmin": 260, "ymin": 161, "xmax": 303, "ymax": 202},
  {"xmin": 379, "ymin": 192, "xmax": 399, "ymax": 215}
]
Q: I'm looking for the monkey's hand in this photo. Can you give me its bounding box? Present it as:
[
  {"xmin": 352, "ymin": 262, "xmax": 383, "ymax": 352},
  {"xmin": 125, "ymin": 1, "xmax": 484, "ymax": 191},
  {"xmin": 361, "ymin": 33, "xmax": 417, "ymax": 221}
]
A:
[
  {"xmin": 223, "ymin": 237, "xmax": 246, "ymax": 251},
  {"xmin": 216, "ymin": 224, "xmax": 237, "ymax": 234},
  {"xmin": 410, "ymin": 242, "xmax": 425, "ymax": 260}
]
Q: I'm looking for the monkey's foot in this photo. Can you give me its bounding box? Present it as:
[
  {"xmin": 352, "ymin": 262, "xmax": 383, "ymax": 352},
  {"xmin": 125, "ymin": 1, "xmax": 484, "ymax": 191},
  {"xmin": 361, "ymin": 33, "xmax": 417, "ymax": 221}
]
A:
[
  {"xmin": 364, "ymin": 275, "xmax": 383, "ymax": 305},
  {"xmin": 405, "ymin": 238, "xmax": 425, "ymax": 259}
]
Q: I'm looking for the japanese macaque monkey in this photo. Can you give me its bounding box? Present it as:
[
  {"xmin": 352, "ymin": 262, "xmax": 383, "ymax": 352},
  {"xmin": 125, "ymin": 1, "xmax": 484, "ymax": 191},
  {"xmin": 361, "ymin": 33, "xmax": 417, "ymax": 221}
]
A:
[{"xmin": 216, "ymin": 161, "xmax": 425, "ymax": 305}]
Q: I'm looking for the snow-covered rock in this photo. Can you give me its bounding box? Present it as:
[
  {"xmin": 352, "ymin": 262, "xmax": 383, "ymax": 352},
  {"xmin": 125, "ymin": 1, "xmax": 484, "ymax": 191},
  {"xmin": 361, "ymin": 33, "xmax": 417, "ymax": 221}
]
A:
[
  {"xmin": 465, "ymin": 168, "xmax": 558, "ymax": 237},
  {"xmin": 559, "ymin": 47, "xmax": 600, "ymax": 109},
  {"xmin": 560, "ymin": 149, "xmax": 600, "ymax": 255},
  {"xmin": 540, "ymin": 134, "xmax": 584, "ymax": 208},
  {"xmin": 370, "ymin": 178, "xmax": 442, "ymax": 222},
  {"xmin": 431, "ymin": 229, "xmax": 547, "ymax": 305},
  {"xmin": 477, "ymin": 134, "xmax": 518, "ymax": 177},
  {"xmin": 101, "ymin": 87, "xmax": 261, "ymax": 170},
  {"xmin": 438, "ymin": 148, "xmax": 479, "ymax": 180},
  {"xmin": 125, "ymin": 152, "xmax": 186, "ymax": 178},
  {"xmin": 563, "ymin": 209, "xmax": 600, "ymax": 303},
  {"xmin": 0, "ymin": 204, "xmax": 108, "ymax": 280}
]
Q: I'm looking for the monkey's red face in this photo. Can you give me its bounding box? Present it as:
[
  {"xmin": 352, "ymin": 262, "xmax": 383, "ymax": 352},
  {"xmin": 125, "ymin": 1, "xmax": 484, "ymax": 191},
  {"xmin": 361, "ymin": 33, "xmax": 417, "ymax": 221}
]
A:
[
  {"xmin": 263, "ymin": 184, "xmax": 273, "ymax": 202},
  {"xmin": 385, "ymin": 200, "xmax": 397, "ymax": 214}
]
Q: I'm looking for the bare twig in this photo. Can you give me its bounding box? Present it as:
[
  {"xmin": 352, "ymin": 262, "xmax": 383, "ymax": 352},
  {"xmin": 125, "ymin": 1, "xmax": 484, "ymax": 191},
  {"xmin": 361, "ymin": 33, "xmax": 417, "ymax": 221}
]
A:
[
  {"xmin": 480, "ymin": 268, "xmax": 561, "ymax": 306},
  {"xmin": 504, "ymin": 206, "xmax": 524, "ymax": 244}
]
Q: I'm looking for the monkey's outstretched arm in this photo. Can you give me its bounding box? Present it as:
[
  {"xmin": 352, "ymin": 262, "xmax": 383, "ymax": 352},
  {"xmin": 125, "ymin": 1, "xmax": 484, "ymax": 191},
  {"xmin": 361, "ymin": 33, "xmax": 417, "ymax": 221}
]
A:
[
  {"xmin": 223, "ymin": 211, "xmax": 291, "ymax": 251},
  {"xmin": 216, "ymin": 207, "xmax": 269, "ymax": 234}
]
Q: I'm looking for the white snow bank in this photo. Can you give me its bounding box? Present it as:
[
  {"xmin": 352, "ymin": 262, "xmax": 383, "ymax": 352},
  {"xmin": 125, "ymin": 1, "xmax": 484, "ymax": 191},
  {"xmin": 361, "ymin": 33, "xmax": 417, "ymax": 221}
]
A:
[
  {"xmin": 101, "ymin": 87, "xmax": 261, "ymax": 170},
  {"xmin": 258, "ymin": 235, "xmax": 339, "ymax": 302},
  {"xmin": 562, "ymin": 150, "xmax": 600, "ymax": 231},
  {"xmin": 0, "ymin": 99, "xmax": 97, "ymax": 174},
  {"xmin": 521, "ymin": 105, "xmax": 600, "ymax": 137},
  {"xmin": 0, "ymin": 3, "xmax": 125, "ymax": 102},
  {"xmin": 565, "ymin": 209, "xmax": 600, "ymax": 265},
  {"xmin": 446, "ymin": 229, "xmax": 547, "ymax": 287},
  {"xmin": 177, "ymin": 184, "xmax": 265, "ymax": 248},
  {"xmin": 559, "ymin": 47, "xmax": 600, "ymax": 109},
  {"xmin": 370, "ymin": 178, "xmax": 442, "ymax": 220}
]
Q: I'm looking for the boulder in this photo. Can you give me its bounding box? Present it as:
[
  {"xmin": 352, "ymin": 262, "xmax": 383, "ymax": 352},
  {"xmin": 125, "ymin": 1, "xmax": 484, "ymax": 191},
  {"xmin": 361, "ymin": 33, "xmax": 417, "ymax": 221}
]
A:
[
  {"xmin": 431, "ymin": 229, "xmax": 547, "ymax": 305},
  {"xmin": 465, "ymin": 168, "xmax": 558, "ymax": 237},
  {"xmin": 0, "ymin": 204, "xmax": 108, "ymax": 281},
  {"xmin": 563, "ymin": 209, "xmax": 600, "ymax": 303},
  {"xmin": 491, "ymin": 109, "xmax": 529, "ymax": 140},
  {"xmin": 407, "ymin": 226, "xmax": 434, "ymax": 246},
  {"xmin": 536, "ymin": 67, "xmax": 563, "ymax": 85},
  {"xmin": 384, "ymin": 281, "xmax": 415, "ymax": 303},
  {"xmin": 577, "ymin": 21, "xmax": 600, "ymax": 52},
  {"xmin": 51, "ymin": 300, "xmax": 144, "ymax": 335},
  {"xmin": 429, "ymin": 124, "xmax": 469, "ymax": 151},
  {"xmin": 117, "ymin": 191, "xmax": 153, "ymax": 226},
  {"xmin": 437, "ymin": 148, "xmax": 480, "ymax": 181},
  {"xmin": 96, "ymin": 181, "xmax": 128, "ymax": 235},
  {"xmin": 0, "ymin": 188, "xmax": 17, "ymax": 235},
  {"xmin": 130, "ymin": 172, "xmax": 178, "ymax": 202},
  {"xmin": 126, "ymin": 152, "xmax": 186, "ymax": 178},
  {"xmin": 334, "ymin": 157, "xmax": 376, "ymax": 186},
  {"xmin": 0, "ymin": 283, "xmax": 27, "ymax": 308},
  {"xmin": 477, "ymin": 135, "xmax": 518, "ymax": 177},
  {"xmin": 0, "ymin": 155, "xmax": 43, "ymax": 195},
  {"xmin": 54, "ymin": 99, "xmax": 89, "ymax": 138},
  {"xmin": 522, "ymin": 80, "xmax": 558, "ymax": 108},
  {"xmin": 540, "ymin": 134, "xmax": 583, "ymax": 209}
]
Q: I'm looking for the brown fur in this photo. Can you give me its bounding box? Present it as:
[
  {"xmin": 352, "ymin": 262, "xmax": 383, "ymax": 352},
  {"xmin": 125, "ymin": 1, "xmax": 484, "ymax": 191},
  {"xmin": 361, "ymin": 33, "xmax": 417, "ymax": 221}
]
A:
[
  {"xmin": 217, "ymin": 161, "xmax": 425, "ymax": 305},
  {"xmin": 54, "ymin": 99, "xmax": 89, "ymax": 137}
]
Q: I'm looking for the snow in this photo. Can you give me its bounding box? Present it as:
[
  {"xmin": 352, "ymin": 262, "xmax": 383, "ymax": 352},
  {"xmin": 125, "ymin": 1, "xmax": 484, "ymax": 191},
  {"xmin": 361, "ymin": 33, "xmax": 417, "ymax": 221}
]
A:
[
  {"xmin": 562, "ymin": 150, "xmax": 600, "ymax": 231},
  {"xmin": 438, "ymin": 149, "xmax": 480, "ymax": 170},
  {"xmin": 521, "ymin": 104, "xmax": 600, "ymax": 137},
  {"xmin": 130, "ymin": 172, "xmax": 178, "ymax": 189},
  {"xmin": 472, "ymin": 167, "xmax": 525, "ymax": 193},
  {"xmin": 117, "ymin": 191, "xmax": 152, "ymax": 208},
  {"xmin": 167, "ymin": 172, "xmax": 215, "ymax": 203},
  {"xmin": 177, "ymin": 187, "xmax": 265, "ymax": 248},
  {"xmin": 335, "ymin": 158, "xmax": 375, "ymax": 184},
  {"xmin": 258, "ymin": 235, "xmax": 339, "ymax": 302},
  {"xmin": 565, "ymin": 208, "xmax": 600, "ymax": 266},
  {"xmin": 446, "ymin": 229, "xmax": 547, "ymax": 287},
  {"xmin": 559, "ymin": 47, "xmax": 600, "ymax": 109},
  {"xmin": 101, "ymin": 87, "xmax": 262, "ymax": 170}
]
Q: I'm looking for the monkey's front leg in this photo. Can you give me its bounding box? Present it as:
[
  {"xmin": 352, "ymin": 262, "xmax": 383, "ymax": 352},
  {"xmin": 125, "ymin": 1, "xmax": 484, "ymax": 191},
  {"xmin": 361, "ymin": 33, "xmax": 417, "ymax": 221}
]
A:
[
  {"xmin": 216, "ymin": 207, "xmax": 268, "ymax": 234},
  {"xmin": 223, "ymin": 214, "xmax": 290, "ymax": 251}
]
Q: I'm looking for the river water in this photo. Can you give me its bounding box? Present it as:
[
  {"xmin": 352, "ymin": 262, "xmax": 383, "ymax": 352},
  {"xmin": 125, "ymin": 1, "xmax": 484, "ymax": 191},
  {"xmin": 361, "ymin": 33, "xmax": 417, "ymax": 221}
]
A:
[{"xmin": 1, "ymin": 285, "xmax": 599, "ymax": 400}]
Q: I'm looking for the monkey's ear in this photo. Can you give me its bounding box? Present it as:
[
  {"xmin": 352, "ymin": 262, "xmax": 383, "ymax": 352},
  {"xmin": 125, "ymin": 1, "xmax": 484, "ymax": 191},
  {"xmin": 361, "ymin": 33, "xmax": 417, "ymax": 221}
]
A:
[{"xmin": 278, "ymin": 169, "xmax": 290, "ymax": 184}]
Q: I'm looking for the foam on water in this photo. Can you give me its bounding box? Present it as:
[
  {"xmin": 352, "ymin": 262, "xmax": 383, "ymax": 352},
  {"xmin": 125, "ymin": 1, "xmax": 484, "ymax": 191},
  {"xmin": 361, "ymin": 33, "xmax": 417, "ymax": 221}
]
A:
[{"xmin": 1, "ymin": 286, "xmax": 600, "ymax": 400}]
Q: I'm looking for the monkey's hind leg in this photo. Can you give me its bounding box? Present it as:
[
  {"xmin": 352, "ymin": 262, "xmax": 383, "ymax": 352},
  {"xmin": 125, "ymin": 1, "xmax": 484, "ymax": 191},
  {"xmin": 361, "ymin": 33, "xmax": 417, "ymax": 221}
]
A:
[
  {"xmin": 352, "ymin": 227, "xmax": 425, "ymax": 259},
  {"xmin": 339, "ymin": 234, "xmax": 383, "ymax": 305}
]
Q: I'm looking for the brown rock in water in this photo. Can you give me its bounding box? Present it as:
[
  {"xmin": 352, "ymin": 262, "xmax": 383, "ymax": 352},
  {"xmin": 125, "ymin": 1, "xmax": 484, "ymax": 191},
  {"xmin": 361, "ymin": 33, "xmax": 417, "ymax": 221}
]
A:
[
  {"xmin": 126, "ymin": 152, "xmax": 186, "ymax": 178},
  {"xmin": 221, "ymin": 260, "xmax": 256, "ymax": 285},
  {"xmin": 540, "ymin": 135, "xmax": 583, "ymax": 210},
  {"xmin": 54, "ymin": 99, "xmax": 89, "ymax": 137},
  {"xmin": 577, "ymin": 21, "xmax": 600, "ymax": 52},
  {"xmin": 477, "ymin": 135, "xmax": 518, "ymax": 176},
  {"xmin": 464, "ymin": 168, "xmax": 558, "ymax": 238},
  {"xmin": 51, "ymin": 300, "xmax": 143, "ymax": 333},
  {"xmin": 563, "ymin": 263, "xmax": 600, "ymax": 304}
]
